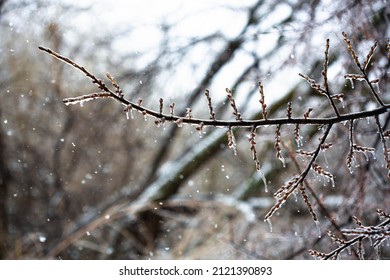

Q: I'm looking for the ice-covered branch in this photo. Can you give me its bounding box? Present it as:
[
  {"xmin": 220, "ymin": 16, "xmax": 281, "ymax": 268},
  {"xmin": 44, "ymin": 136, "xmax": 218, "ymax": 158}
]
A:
[
  {"xmin": 310, "ymin": 209, "xmax": 390, "ymax": 260},
  {"xmin": 39, "ymin": 33, "xmax": 390, "ymax": 236}
]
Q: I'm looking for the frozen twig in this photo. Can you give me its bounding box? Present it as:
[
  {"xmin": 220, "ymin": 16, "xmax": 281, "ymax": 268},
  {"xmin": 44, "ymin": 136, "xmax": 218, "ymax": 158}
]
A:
[
  {"xmin": 205, "ymin": 89, "xmax": 216, "ymax": 121},
  {"xmin": 226, "ymin": 88, "xmax": 243, "ymax": 121},
  {"xmin": 264, "ymin": 124, "xmax": 333, "ymax": 221},
  {"xmin": 63, "ymin": 92, "xmax": 114, "ymax": 106},
  {"xmin": 342, "ymin": 32, "xmax": 384, "ymax": 106},
  {"xmin": 258, "ymin": 81, "xmax": 268, "ymax": 120}
]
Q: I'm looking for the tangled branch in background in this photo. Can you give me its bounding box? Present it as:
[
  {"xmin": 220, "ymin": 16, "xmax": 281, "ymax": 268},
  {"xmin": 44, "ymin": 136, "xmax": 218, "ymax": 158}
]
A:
[{"xmin": 39, "ymin": 32, "xmax": 390, "ymax": 259}]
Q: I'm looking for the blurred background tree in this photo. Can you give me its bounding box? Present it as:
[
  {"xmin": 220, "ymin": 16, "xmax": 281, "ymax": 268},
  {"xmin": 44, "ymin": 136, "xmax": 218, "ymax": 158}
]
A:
[{"xmin": 0, "ymin": 0, "xmax": 389, "ymax": 259}]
